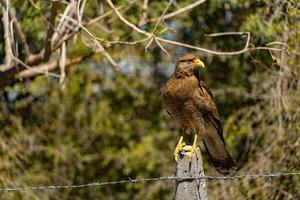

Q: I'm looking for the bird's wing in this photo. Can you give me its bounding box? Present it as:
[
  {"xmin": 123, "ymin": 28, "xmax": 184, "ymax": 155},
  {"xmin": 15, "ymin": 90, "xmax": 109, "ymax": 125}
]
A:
[
  {"xmin": 161, "ymin": 86, "xmax": 172, "ymax": 116},
  {"xmin": 194, "ymin": 81, "xmax": 236, "ymax": 174},
  {"xmin": 194, "ymin": 80, "xmax": 225, "ymax": 143},
  {"xmin": 200, "ymin": 81, "xmax": 223, "ymax": 132}
]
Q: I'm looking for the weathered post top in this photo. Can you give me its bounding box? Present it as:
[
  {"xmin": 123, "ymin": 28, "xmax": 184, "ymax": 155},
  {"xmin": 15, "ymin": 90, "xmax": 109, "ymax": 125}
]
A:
[{"xmin": 175, "ymin": 147, "xmax": 208, "ymax": 200}]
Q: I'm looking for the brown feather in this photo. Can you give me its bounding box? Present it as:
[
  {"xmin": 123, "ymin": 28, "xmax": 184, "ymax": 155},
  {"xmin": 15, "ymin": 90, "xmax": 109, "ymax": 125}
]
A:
[{"xmin": 162, "ymin": 54, "xmax": 237, "ymax": 174}]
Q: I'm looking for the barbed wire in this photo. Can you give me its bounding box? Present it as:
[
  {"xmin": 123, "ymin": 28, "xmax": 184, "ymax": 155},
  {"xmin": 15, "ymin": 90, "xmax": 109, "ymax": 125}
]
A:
[{"xmin": 1, "ymin": 172, "xmax": 299, "ymax": 192}]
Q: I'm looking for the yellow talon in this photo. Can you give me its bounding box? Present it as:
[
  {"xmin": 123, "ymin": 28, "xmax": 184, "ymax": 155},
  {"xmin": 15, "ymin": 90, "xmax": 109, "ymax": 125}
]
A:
[
  {"xmin": 182, "ymin": 134, "xmax": 199, "ymax": 162},
  {"xmin": 174, "ymin": 136, "xmax": 186, "ymax": 161}
]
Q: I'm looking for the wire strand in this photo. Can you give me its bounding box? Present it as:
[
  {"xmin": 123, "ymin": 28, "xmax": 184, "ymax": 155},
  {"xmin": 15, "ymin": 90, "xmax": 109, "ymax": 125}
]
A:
[{"xmin": 1, "ymin": 172, "xmax": 299, "ymax": 192}]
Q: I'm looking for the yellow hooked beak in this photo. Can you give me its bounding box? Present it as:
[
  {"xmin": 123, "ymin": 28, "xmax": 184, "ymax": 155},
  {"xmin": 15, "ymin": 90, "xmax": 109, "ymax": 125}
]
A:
[{"xmin": 193, "ymin": 58, "xmax": 205, "ymax": 68}]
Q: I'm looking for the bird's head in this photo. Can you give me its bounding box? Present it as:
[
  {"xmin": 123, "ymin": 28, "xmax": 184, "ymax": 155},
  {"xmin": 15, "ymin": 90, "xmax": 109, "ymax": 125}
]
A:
[{"xmin": 174, "ymin": 54, "xmax": 205, "ymax": 78}]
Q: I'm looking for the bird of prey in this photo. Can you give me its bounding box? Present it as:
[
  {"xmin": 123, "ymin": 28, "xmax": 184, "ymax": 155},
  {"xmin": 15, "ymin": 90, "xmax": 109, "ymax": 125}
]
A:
[{"xmin": 162, "ymin": 54, "xmax": 237, "ymax": 174}]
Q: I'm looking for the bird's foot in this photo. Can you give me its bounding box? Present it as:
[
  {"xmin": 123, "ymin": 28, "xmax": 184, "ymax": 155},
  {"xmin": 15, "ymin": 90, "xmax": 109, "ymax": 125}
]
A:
[
  {"xmin": 174, "ymin": 136, "xmax": 186, "ymax": 161},
  {"xmin": 182, "ymin": 145, "xmax": 199, "ymax": 162},
  {"xmin": 182, "ymin": 134, "xmax": 199, "ymax": 162}
]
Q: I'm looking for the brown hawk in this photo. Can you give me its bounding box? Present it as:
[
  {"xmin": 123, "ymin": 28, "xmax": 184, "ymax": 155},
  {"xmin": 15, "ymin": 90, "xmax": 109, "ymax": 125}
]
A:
[{"xmin": 162, "ymin": 54, "xmax": 236, "ymax": 174}]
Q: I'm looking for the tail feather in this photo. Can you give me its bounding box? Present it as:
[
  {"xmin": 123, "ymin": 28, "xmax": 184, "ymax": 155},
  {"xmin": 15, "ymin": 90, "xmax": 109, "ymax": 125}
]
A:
[
  {"xmin": 203, "ymin": 120, "xmax": 237, "ymax": 175},
  {"xmin": 203, "ymin": 140, "xmax": 237, "ymax": 174}
]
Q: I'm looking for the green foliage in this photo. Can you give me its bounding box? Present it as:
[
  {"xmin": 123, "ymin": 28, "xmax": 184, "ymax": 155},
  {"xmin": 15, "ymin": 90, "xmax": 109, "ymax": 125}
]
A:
[{"xmin": 0, "ymin": 66, "xmax": 177, "ymax": 199}]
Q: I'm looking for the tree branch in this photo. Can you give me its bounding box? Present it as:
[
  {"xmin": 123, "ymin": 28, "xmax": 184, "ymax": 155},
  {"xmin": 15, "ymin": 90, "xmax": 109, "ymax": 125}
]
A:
[
  {"xmin": 106, "ymin": 1, "xmax": 282, "ymax": 56},
  {"xmin": 105, "ymin": 0, "xmax": 150, "ymax": 37},
  {"xmin": 156, "ymin": 35, "xmax": 281, "ymax": 56},
  {"xmin": 8, "ymin": 9, "xmax": 30, "ymax": 58},
  {"xmin": 14, "ymin": 52, "xmax": 95, "ymax": 80},
  {"xmin": 142, "ymin": 0, "xmax": 206, "ymax": 26},
  {"xmin": 52, "ymin": 1, "xmax": 137, "ymax": 51},
  {"xmin": 0, "ymin": 50, "xmax": 100, "ymax": 88},
  {"xmin": 0, "ymin": 0, "xmax": 286, "ymax": 89},
  {"xmin": 138, "ymin": 0, "xmax": 149, "ymax": 27},
  {"xmin": 43, "ymin": 1, "xmax": 59, "ymax": 62},
  {"xmin": 59, "ymin": 42, "xmax": 66, "ymax": 84},
  {"xmin": 12, "ymin": 56, "xmax": 60, "ymax": 78},
  {"xmin": 152, "ymin": 0, "xmax": 175, "ymax": 34},
  {"xmin": 1, "ymin": 0, "xmax": 14, "ymax": 71},
  {"xmin": 94, "ymin": 42, "xmax": 119, "ymax": 69}
]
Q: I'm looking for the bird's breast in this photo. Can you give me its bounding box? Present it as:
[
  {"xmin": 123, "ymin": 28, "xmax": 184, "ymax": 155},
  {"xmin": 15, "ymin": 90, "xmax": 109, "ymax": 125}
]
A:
[
  {"xmin": 164, "ymin": 77, "xmax": 197, "ymax": 100},
  {"xmin": 162, "ymin": 77, "xmax": 203, "ymax": 131}
]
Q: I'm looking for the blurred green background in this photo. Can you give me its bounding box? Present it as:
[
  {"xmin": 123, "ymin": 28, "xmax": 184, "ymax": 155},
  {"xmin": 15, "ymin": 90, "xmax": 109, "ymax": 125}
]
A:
[{"xmin": 0, "ymin": 0, "xmax": 299, "ymax": 199}]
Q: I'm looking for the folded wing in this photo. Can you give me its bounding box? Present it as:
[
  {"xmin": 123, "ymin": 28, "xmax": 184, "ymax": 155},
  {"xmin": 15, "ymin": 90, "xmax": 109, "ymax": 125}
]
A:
[{"xmin": 196, "ymin": 81, "xmax": 237, "ymax": 174}]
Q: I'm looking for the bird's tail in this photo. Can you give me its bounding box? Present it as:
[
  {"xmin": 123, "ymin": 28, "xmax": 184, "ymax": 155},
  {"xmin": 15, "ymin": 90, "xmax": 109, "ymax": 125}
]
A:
[{"xmin": 202, "ymin": 121, "xmax": 237, "ymax": 175}]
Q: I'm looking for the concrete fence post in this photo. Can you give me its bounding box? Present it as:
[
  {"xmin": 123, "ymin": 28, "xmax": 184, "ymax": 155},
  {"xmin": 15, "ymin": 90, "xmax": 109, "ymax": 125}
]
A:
[{"xmin": 175, "ymin": 147, "xmax": 208, "ymax": 200}]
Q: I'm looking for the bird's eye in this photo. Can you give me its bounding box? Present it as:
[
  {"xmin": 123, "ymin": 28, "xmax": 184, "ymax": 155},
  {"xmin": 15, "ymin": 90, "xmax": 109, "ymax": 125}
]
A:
[{"xmin": 179, "ymin": 59, "xmax": 194, "ymax": 63}]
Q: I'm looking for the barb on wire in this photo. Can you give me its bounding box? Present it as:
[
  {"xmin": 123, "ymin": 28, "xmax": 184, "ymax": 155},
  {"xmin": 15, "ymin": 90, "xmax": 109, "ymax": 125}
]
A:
[{"xmin": 1, "ymin": 172, "xmax": 299, "ymax": 193}]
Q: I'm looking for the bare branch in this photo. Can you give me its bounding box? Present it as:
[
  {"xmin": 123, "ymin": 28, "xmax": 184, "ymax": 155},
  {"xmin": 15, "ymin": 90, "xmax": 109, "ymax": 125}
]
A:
[
  {"xmin": 105, "ymin": 0, "xmax": 151, "ymax": 37},
  {"xmin": 148, "ymin": 0, "xmax": 175, "ymax": 55},
  {"xmin": 12, "ymin": 56, "xmax": 60, "ymax": 78},
  {"xmin": 206, "ymin": 31, "xmax": 251, "ymax": 52},
  {"xmin": 107, "ymin": 4, "xmax": 279, "ymax": 56},
  {"xmin": 156, "ymin": 36, "xmax": 282, "ymax": 55},
  {"xmin": 266, "ymin": 42, "xmax": 300, "ymax": 55},
  {"xmin": 43, "ymin": 1, "xmax": 59, "ymax": 62},
  {"xmin": 15, "ymin": 52, "xmax": 95, "ymax": 80},
  {"xmin": 52, "ymin": 1, "xmax": 77, "ymax": 49},
  {"xmin": 0, "ymin": 1, "xmax": 136, "ymax": 86},
  {"xmin": 53, "ymin": 1, "xmax": 137, "ymax": 51},
  {"xmin": 206, "ymin": 32, "xmax": 249, "ymax": 37},
  {"xmin": 87, "ymin": 0, "xmax": 137, "ymax": 26},
  {"xmin": 8, "ymin": 9, "xmax": 30, "ymax": 57},
  {"xmin": 62, "ymin": 17, "xmax": 119, "ymax": 69},
  {"xmin": 0, "ymin": 51, "xmax": 99, "ymax": 88},
  {"xmin": 63, "ymin": 15, "xmax": 150, "ymax": 45},
  {"xmin": 78, "ymin": 32, "xmax": 119, "ymax": 69},
  {"xmin": 94, "ymin": 42, "xmax": 119, "ymax": 69},
  {"xmin": 154, "ymin": 37, "xmax": 170, "ymax": 55},
  {"xmin": 74, "ymin": 26, "xmax": 119, "ymax": 69},
  {"xmin": 0, "ymin": 0, "xmax": 286, "ymax": 89},
  {"xmin": 76, "ymin": 0, "xmax": 87, "ymax": 24},
  {"xmin": 59, "ymin": 42, "xmax": 66, "ymax": 84},
  {"xmin": 138, "ymin": 0, "xmax": 149, "ymax": 27},
  {"xmin": 144, "ymin": 37, "xmax": 154, "ymax": 51},
  {"xmin": 144, "ymin": 0, "xmax": 206, "ymax": 25},
  {"xmin": 1, "ymin": 0, "xmax": 14, "ymax": 71},
  {"xmin": 25, "ymin": 53, "xmax": 45, "ymax": 66},
  {"xmin": 105, "ymin": 0, "xmax": 278, "ymax": 56},
  {"xmin": 56, "ymin": 2, "xmax": 74, "ymax": 30},
  {"xmin": 152, "ymin": 0, "xmax": 175, "ymax": 33},
  {"xmin": 9, "ymin": 14, "xmax": 16, "ymax": 56}
]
